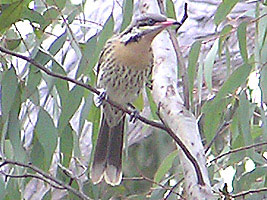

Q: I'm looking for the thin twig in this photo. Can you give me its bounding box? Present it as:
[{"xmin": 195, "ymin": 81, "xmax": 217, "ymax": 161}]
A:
[
  {"xmin": 13, "ymin": 24, "xmax": 30, "ymax": 54},
  {"xmin": 205, "ymin": 120, "xmax": 231, "ymax": 154},
  {"xmin": 163, "ymin": 177, "xmax": 184, "ymax": 200},
  {"xmin": 134, "ymin": 165, "xmax": 184, "ymax": 199},
  {"xmin": 156, "ymin": 1, "xmax": 189, "ymax": 110},
  {"xmin": 164, "ymin": 183, "xmax": 180, "ymax": 199},
  {"xmin": 122, "ymin": 176, "xmax": 144, "ymax": 181},
  {"xmin": 209, "ymin": 142, "xmax": 267, "ymax": 164},
  {"xmin": 0, "ymin": 171, "xmax": 65, "ymax": 190},
  {"xmin": 167, "ymin": 3, "xmax": 190, "ymax": 110},
  {"xmin": 231, "ymin": 187, "xmax": 267, "ymax": 198},
  {"xmin": 0, "ymin": 159, "xmax": 90, "ymax": 200}
]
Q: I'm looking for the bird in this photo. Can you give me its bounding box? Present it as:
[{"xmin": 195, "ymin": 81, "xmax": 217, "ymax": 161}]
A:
[{"xmin": 90, "ymin": 13, "xmax": 179, "ymax": 186}]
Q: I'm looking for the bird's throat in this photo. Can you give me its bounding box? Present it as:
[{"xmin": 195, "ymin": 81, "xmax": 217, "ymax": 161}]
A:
[{"xmin": 113, "ymin": 38, "xmax": 153, "ymax": 70}]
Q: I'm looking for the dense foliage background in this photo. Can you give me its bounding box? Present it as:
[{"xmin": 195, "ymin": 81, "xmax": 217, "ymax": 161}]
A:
[{"xmin": 0, "ymin": 0, "xmax": 266, "ymax": 199}]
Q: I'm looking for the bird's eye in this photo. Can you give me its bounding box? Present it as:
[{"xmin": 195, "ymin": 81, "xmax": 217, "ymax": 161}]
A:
[{"xmin": 147, "ymin": 19, "xmax": 155, "ymax": 26}]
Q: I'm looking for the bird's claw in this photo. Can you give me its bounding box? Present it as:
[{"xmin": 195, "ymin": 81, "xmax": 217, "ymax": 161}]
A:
[
  {"xmin": 94, "ymin": 88, "xmax": 107, "ymax": 107},
  {"xmin": 129, "ymin": 110, "xmax": 139, "ymax": 123},
  {"xmin": 146, "ymin": 80, "xmax": 153, "ymax": 90}
]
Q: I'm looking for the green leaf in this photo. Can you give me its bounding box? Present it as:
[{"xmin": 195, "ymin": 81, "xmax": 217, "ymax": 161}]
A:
[
  {"xmin": 58, "ymin": 86, "xmax": 83, "ymax": 134},
  {"xmin": 250, "ymin": 125, "xmax": 263, "ymax": 140},
  {"xmin": 231, "ymin": 115, "xmax": 244, "ymax": 149},
  {"xmin": 258, "ymin": 6, "xmax": 267, "ymax": 52},
  {"xmin": 121, "ymin": 0, "xmax": 133, "ymax": 31},
  {"xmin": 166, "ymin": 0, "xmax": 177, "ymax": 20},
  {"xmin": 77, "ymin": 37, "xmax": 97, "ymax": 78},
  {"xmin": 214, "ymin": 0, "xmax": 239, "ymax": 25},
  {"xmin": 153, "ymin": 150, "xmax": 178, "ymax": 186},
  {"xmin": 237, "ymin": 92, "xmax": 254, "ymax": 146},
  {"xmin": 203, "ymin": 97, "xmax": 231, "ymax": 144},
  {"xmin": 238, "ymin": 166, "xmax": 266, "ymax": 191},
  {"xmin": 146, "ymin": 87, "xmax": 158, "ymax": 120},
  {"xmin": 88, "ymin": 104, "xmax": 100, "ymax": 161},
  {"xmin": 133, "ymin": 92, "xmax": 144, "ymax": 111},
  {"xmin": 228, "ymin": 144, "xmax": 245, "ymax": 165},
  {"xmin": 43, "ymin": 60, "xmax": 66, "ymax": 102},
  {"xmin": 48, "ymin": 31, "xmax": 67, "ymax": 56},
  {"xmin": 150, "ymin": 188, "xmax": 166, "ymax": 200},
  {"xmin": 260, "ymin": 35, "xmax": 267, "ymax": 66},
  {"xmin": 30, "ymin": 134, "xmax": 45, "ymax": 169},
  {"xmin": 42, "ymin": 7, "xmax": 59, "ymax": 31},
  {"xmin": 237, "ymin": 22, "xmax": 248, "ymax": 63},
  {"xmin": 6, "ymin": 175, "xmax": 20, "ymax": 200},
  {"xmin": 83, "ymin": 181, "xmax": 98, "ymax": 198},
  {"xmin": 60, "ymin": 124, "xmax": 73, "ymax": 167},
  {"xmin": 79, "ymin": 93, "xmax": 93, "ymax": 133},
  {"xmin": 4, "ymin": 38, "xmax": 21, "ymax": 50},
  {"xmin": 260, "ymin": 65, "xmax": 267, "ymax": 105},
  {"xmin": 22, "ymin": 65, "xmax": 41, "ymax": 104},
  {"xmin": 211, "ymin": 64, "xmax": 252, "ymax": 105},
  {"xmin": 29, "ymin": 49, "xmax": 51, "ymax": 68},
  {"xmin": 6, "ymin": 84, "xmax": 27, "ymax": 163},
  {"xmin": 204, "ymin": 38, "xmax": 219, "ymax": 91},
  {"xmin": 55, "ymin": 167, "xmax": 69, "ymax": 185},
  {"xmin": 260, "ymin": 106, "xmax": 267, "ymax": 142},
  {"xmin": 203, "ymin": 64, "xmax": 252, "ymax": 144},
  {"xmin": 218, "ymin": 25, "xmax": 233, "ymax": 57},
  {"xmin": 0, "ymin": 0, "xmax": 31, "ymax": 33},
  {"xmin": 67, "ymin": 179, "xmax": 79, "ymax": 199},
  {"xmin": 188, "ymin": 41, "xmax": 201, "ymax": 105},
  {"xmin": 2, "ymin": 67, "xmax": 18, "ymax": 121},
  {"xmin": 67, "ymin": 7, "xmax": 80, "ymax": 24},
  {"xmin": 72, "ymin": 129, "xmax": 81, "ymax": 158},
  {"xmin": 46, "ymin": 0, "xmax": 66, "ymax": 10},
  {"xmin": 225, "ymin": 45, "xmax": 231, "ymax": 77},
  {"xmin": 21, "ymin": 7, "xmax": 46, "ymax": 26},
  {"xmin": 26, "ymin": 48, "xmax": 66, "ymax": 104},
  {"xmin": 0, "ymin": 172, "xmax": 6, "ymax": 199},
  {"xmin": 87, "ymin": 16, "xmax": 114, "ymax": 77},
  {"xmin": 0, "ymin": 0, "xmax": 20, "ymax": 4},
  {"xmin": 35, "ymin": 108, "xmax": 58, "ymax": 170},
  {"xmin": 3, "ymin": 140, "xmax": 13, "ymax": 161},
  {"xmin": 42, "ymin": 191, "xmax": 52, "ymax": 200}
]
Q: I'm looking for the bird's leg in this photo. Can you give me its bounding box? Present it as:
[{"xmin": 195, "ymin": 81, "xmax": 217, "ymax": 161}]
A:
[
  {"xmin": 127, "ymin": 103, "xmax": 139, "ymax": 123},
  {"xmin": 94, "ymin": 88, "xmax": 107, "ymax": 107}
]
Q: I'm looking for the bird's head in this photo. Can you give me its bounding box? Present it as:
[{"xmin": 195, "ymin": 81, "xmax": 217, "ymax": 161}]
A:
[{"xmin": 120, "ymin": 13, "xmax": 179, "ymax": 45}]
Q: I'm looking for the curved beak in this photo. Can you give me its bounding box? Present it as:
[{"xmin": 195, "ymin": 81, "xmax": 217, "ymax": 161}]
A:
[{"xmin": 156, "ymin": 18, "xmax": 180, "ymax": 27}]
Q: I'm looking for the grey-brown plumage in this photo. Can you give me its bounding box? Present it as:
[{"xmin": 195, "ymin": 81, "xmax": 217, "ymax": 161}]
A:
[{"xmin": 90, "ymin": 13, "xmax": 178, "ymax": 186}]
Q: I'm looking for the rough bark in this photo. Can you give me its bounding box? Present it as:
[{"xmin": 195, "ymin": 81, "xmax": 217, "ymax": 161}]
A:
[{"xmin": 137, "ymin": 0, "xmax": 217, "ymax": 199}]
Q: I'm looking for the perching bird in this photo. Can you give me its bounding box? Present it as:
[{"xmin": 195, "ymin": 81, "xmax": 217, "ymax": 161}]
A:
[{"xmin": 90, "ymin": 13, "xmax": 179, "ymax": 186}]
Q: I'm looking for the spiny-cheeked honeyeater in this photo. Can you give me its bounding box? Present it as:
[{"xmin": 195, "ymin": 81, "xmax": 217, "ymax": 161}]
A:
[{"xmin": 90, "ymin": 13, "xmax": 178, "ymax": 186}]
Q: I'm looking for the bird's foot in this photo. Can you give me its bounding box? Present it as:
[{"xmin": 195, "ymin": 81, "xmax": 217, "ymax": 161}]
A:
[
  {"xmin": 146, "ymin": 80, "xmax": 153, "ymax": 90},
  {"xmin": 128, "ymin": 104, "xmax": 139, "ymax": 123},
  {"xmin": 94, "ymin": 88, "xmax": 107, "ymax": 107}
]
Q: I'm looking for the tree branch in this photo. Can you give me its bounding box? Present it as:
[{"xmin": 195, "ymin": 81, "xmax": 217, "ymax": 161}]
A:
[
  {"xmin": 231, "ymin": 187, "xmax": 267, "ymax": 198},
  {"xmin": 134, "ymin": 163, "xmax": 185, "ymax": 199},
  {"xmin": 0, "ymin": 159, "xmax": 90, "ymax": 200},
  {"xmin": 0, "ymin": 171, "xmax": 65, "ymax": 190},
  {"xmin": 157, "ymin": 103, "xmax": 205, "ymax": 186},
  {"xmin": 0, "ymin": 46, "xmax": 167, "ymax": 132},
  {"xmin": 209, "ymin": 142, "xmax": 267, "ymax": 164}
]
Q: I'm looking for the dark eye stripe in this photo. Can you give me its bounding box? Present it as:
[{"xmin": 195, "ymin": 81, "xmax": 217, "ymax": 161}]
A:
[
  {"xmin": 147, "ymin": 19, "xmax": 156, "ymax": 25},
  {"xmin": 138, "ymin": 18, "xmax": 156, "ymax": 27}
]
